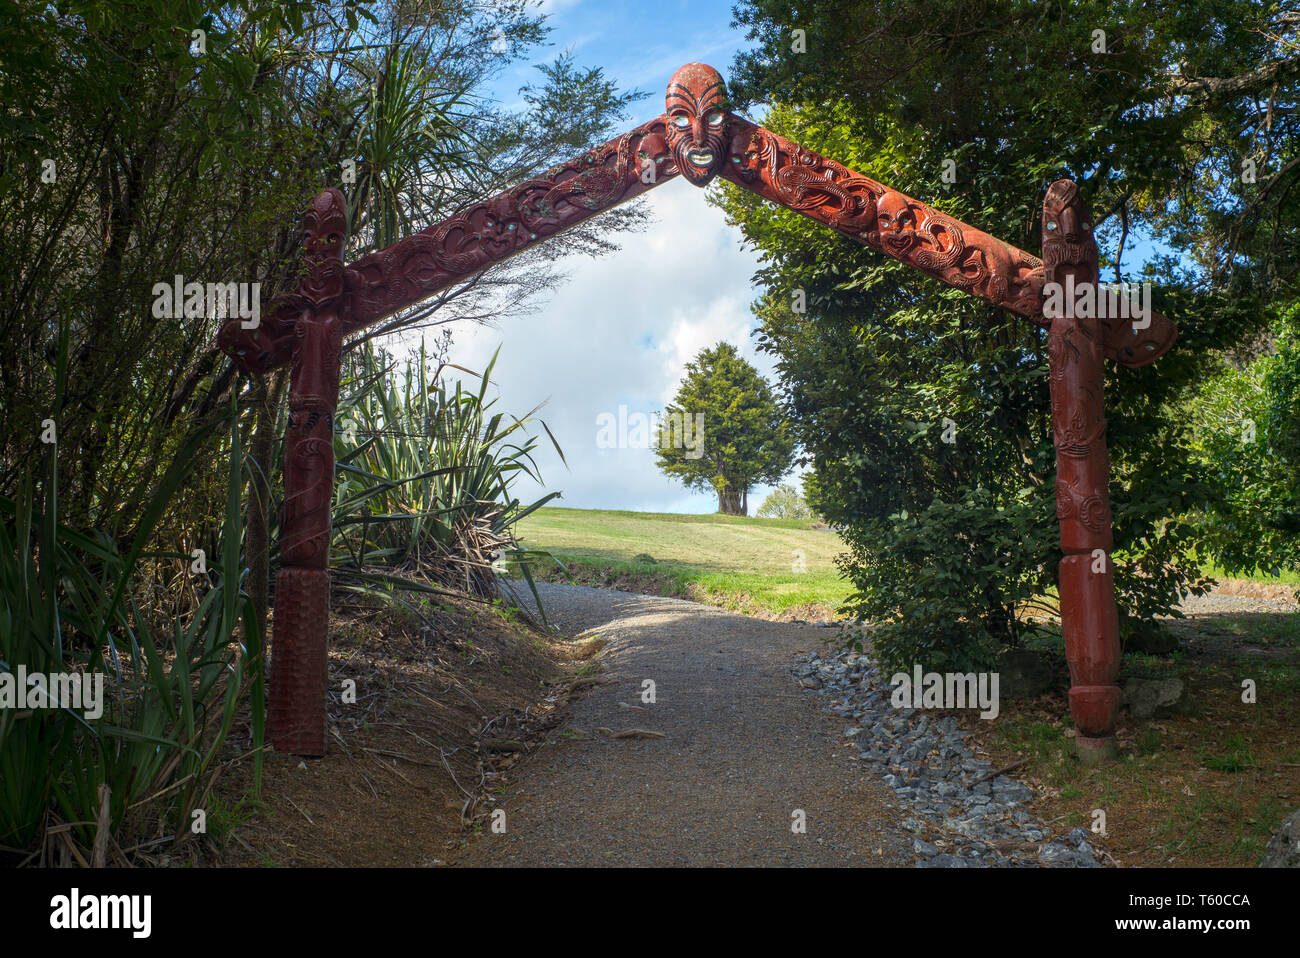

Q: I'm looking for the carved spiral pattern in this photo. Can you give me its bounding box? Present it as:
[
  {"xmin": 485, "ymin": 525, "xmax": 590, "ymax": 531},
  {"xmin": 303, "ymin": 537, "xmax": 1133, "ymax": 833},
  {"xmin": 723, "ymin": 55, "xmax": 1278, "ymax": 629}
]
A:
[
  {"xmin": 1055, "ymin": 478, "xmax": 1112, "ymax": 534},
  {"xmin": 722, "ymin": 118, "xmax": 1044, "ymax": 320},
  {"xmin": 343, "ymin": 119, "xmax": 672, "ymax": 332}
]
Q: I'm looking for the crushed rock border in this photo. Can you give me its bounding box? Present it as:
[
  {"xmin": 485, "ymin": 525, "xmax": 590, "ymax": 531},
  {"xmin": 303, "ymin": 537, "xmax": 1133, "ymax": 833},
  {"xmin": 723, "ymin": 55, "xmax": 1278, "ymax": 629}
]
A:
[{"xmin": 793, "ymin": 647, "xmax": 1104, "ymax": 868}]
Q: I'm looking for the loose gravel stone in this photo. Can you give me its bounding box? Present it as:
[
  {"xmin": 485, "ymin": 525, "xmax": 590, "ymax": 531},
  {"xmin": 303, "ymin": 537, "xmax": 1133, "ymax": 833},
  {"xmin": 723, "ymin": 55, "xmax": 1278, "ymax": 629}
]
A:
[{"xmin": 789, "ymin": 642, "xmax": 1106, "ymax": 868}]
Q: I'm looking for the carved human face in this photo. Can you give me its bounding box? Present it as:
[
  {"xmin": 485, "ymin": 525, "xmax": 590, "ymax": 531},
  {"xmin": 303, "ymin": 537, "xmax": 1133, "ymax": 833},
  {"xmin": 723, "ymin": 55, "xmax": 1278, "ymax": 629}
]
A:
[
  {"xmin": 874, "ymin": 190, "xmax": 917, "ymax": 256},
  {"xmin": 300, "ymin": 187, "xmax": 348, "ymax": 306},
  {"xmin": 302, "ymin": 187, "xmax": 348, "ymax": 272},
  {"xmin": 481, "ymin": 195, "xmax": 526, "ymax": 256},
  {"xmin": 1041, "ymin": 180, "xmax": 1096, "ymax": 274},
  {"xmin": 665, "ymin": 63, "xmax": 730, "ymax": 186}
]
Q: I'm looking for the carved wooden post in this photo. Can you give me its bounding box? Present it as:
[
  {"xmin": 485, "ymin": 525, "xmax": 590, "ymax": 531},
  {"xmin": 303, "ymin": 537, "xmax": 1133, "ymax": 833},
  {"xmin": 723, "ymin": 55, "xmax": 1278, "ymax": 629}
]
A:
[
  {"xmin": 215, "ymin": 188, "xmax": 343, "ymax": 757},
  {"xmin": 1041, "ymin": 180, "xmax": 1121, "ymax": 763},
  {"xmin": 266, "ymin": 189, "xmax": 349, "ymax": 756}
]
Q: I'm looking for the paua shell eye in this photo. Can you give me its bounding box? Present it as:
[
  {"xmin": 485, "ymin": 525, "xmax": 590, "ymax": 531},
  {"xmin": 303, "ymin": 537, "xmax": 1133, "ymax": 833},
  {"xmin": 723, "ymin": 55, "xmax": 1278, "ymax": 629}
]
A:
[
  {"xmin": 1081, "ymin": 221, "xmax": 1092, "ymax": 231},
  {"xmin": 1046, "ymin": 221, "xmax": 1058, "ymax": 231},
  {"xmin": 671, "ymin": 115, "xmax": 690, "ymax": 129},
  {"xmin": 706, "ymin": 111, "xmax": 724, "ymax": 127}
]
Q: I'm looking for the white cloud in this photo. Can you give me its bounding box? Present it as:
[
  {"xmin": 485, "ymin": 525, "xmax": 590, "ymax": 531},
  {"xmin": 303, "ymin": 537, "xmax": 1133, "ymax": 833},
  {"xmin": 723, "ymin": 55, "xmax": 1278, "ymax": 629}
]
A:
[
  {"xmin": 442, "ymin": 176, "xmax": 788, "ymax": 513},
  {"xmin": 658, "ymin": 296, "xmax": 755, "ymax": 406}
]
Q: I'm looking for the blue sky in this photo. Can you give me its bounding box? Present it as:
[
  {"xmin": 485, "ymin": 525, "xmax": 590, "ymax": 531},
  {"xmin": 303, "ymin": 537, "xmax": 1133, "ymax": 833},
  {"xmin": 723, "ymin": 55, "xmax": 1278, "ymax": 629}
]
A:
[
  {"xmin": 437, "ymin": 0, "xmax": 1179, "ymax": 516},
  {"xmin": 489, "ymin": 0, "xmax": 753, "ymax": 125},
  {"xmin": 451, "ymin": 0, "xmax": 777, "ymax": 516}
]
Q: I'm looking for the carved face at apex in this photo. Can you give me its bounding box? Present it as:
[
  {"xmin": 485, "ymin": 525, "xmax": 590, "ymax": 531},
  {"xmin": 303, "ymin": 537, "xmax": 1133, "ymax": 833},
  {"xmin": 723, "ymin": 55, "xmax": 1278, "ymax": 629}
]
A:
[
  {"xmin": 300, "ymin": 187, "xmax": 348, "ymax": 307},
  {"xmin": 1042, "ymin": 179, "xmax": 1097, "ymax": 276},
  {"xmin": 302, "ymin": 187, "xmax": 348, "ymax": 271},
  {"xmin": 665, "ymin": 63, "xmax": 730, "ymax": 186}
]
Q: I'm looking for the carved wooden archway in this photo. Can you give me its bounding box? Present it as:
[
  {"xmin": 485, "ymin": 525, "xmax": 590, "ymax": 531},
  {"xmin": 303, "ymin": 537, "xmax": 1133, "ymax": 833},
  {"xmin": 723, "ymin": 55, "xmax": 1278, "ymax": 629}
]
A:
[{"xmin": 220, "ymin": 63, "xmax": 1177, "ymax": 763}]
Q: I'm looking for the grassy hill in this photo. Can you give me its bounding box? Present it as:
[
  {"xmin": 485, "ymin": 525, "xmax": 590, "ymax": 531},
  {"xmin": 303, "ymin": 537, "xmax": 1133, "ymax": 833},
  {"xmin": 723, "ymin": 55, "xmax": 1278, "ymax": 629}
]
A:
[
  {"xmin": 514, "ymin": 507, "xmax": 1300, "ymax": 623},
  {"xmin": 514, "ymin": 506, "xmax": 855, "ymax": 619}
]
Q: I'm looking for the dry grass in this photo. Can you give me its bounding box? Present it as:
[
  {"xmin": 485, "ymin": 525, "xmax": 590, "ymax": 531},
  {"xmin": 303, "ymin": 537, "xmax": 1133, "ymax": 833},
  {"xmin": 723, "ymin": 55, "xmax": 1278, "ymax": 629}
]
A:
[{"xmin": 211, "ymin": 594, "xmax": 584, "ymax": 866}]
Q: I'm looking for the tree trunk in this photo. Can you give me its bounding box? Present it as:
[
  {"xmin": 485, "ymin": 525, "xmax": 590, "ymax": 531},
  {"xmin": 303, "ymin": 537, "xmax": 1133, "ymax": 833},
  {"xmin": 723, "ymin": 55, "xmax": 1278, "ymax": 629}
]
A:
[{"xmin": 717, "ymin": 487, "xmax": 743, "ymax": 514}]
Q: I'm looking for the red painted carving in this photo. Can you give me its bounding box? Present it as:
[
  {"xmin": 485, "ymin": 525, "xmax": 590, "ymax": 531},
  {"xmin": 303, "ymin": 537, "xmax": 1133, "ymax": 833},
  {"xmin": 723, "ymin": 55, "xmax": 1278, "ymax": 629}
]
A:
[
  {"xmin": 665, "ymin": 63, "xmax": 732, "ymax": 187},
  {"xmin": 1042, "ymin": 179, "xmax": 1123, "ymax": 761},
  {"xmin": 220, "ymin": 64, "xmax": 1178, "ymax": 760},
  {"xmin": 267, "ymin": 566, "xmax": 330, "ymax": 755},
  {"xmin": 266, "ymin": 188, "xmax": 348, "ymax": 756},
  {"xmin": 281, "ymin": 319, "xmax": 341, "ymax": 569},
  {"xmin": 718, "ymin": 118, "xmax": 1178, "ymax": 368},
  {"xmin": 1098, "ymin": 307, "xmax": 1178, "ymax": 369},
  {"xmin": 720, "ymin": 117, "xmax": 1046, "ymax": 316},
  {"xmin": 220, "ymin": 120, "xmax": 676, "ymax": 379},
  {"xmin": 342, "ymin": 117, "xmax": 675, "ymax": 335}
]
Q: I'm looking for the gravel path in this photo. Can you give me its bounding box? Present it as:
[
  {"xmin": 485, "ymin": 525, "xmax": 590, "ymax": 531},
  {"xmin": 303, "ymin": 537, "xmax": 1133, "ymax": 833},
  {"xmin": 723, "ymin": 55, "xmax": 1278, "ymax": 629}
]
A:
[
  {"xmin": 1174, "ymin": 591, "xmax": 1297, "ymax": 616},
  {"xmin": 453, "ymin": 582, "xmax": 913, "ymax": 867},
  {"xmin": 452, "ymin": 584, "xmax": 1290, "ymax": 868}
]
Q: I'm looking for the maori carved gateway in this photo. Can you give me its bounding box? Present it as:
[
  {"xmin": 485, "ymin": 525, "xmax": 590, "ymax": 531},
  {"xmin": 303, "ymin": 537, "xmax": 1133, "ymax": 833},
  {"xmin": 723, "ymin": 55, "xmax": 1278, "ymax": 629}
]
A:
[{"xmin": 220, "ymin": 63, "xmax": 1176, "ymax": 762}]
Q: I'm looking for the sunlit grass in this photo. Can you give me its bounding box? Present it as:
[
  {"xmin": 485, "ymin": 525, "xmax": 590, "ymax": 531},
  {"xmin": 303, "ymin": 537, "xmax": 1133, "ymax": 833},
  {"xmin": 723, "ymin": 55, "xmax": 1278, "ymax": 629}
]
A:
[
  {"xmin": 516, "ymin": 506, "xmax": 855, "ymax": 616},
  {"xmin": 1200, "ymin": 560, "xmax": 1300, "ymax": 586}
]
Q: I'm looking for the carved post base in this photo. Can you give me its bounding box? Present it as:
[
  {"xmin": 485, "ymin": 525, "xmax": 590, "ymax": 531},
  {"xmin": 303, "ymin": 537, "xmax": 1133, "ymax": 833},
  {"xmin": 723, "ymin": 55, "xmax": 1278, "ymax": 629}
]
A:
[
  {"xmin": 268, "ymin": 566, "xmax": 330, "ymax": 757},
  {"xmin": 1059, "ymin": 554, "xmax": 1122, "ymax": 761}
]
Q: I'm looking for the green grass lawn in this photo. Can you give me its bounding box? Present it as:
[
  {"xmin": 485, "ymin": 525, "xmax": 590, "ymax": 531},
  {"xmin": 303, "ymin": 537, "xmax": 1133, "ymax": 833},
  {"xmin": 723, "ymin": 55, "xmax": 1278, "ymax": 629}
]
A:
[
  {"xmin": 1199, "ymin": 560, "xmax": 1300, "ymax": 586},
  {"xmin": 514, "ymin": 507, "xmax": 1300, "ymax": 619},
  {"xmin": 515, "ymin": 506, "xmax": 855, "ymax": 618}
]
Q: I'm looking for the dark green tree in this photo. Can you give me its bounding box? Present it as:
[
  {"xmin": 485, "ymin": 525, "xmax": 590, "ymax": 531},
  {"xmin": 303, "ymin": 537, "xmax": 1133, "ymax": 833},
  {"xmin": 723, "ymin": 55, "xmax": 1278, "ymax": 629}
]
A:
[
  {"xmin": 656, "ymin": 343, "xmax": 794, "ymax": 515},
  {"xmin": 1188, "ymin": 300, "xmax": 1300, "ymax": 578},
  {"xmin": 715, "ymin": 0, "xmax": 1298, "ymax": 669}
]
